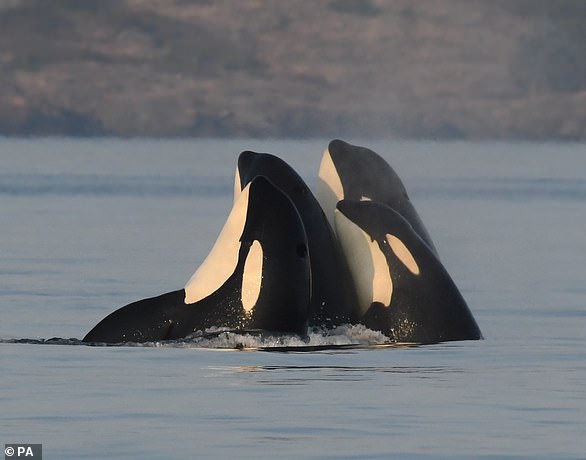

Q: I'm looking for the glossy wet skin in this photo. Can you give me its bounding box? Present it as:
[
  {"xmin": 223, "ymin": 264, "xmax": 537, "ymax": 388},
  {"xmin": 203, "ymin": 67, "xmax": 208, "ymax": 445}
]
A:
[
  {"xmin": 336, "ymin": 200, "xmax": 482, "ymax": 344},
  {"xmin": 83, "ymin": 140, "xmax": 481, "ymax": 344},
  {"xmin": 236, "ymin": 150, "xmax": 359, "ymax": 326},
  {"xmin": 83, "ymin": 176, "xmax": 311, "ymax": 343},
  {"xmin": 319, "ymin": 139, "xmax": 438, "ymax": 255}
]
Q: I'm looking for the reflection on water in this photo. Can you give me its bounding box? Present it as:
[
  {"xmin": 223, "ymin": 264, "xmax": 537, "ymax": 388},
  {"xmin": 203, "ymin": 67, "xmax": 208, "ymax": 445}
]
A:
[{"xmin": 206, "ymin": 363, "xmax": 463, "ymax": 384}]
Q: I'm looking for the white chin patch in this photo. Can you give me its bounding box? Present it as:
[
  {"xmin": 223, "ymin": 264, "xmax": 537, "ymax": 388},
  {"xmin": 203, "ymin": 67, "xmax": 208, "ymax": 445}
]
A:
[
  {"xmin": 233, "ymin": 166, "xmax": 242, "ymax": 202},
  {"xmin": 184, "ymin": 182, "xmax": 251, "ymax": 304},
  {"xmin": 386, "ymin": 234, "xmax": 420, "ymax": 275},
  {"xmin": 317, "ymin": 147, "xmax": 344, "ymax": 230},
  {"xmin": 241, "ymin": 239, "xmax": 263, "ymax": 313},
  {"xmin": 335, "ymin": 209, "xmax": 392, "ymax": 316}
]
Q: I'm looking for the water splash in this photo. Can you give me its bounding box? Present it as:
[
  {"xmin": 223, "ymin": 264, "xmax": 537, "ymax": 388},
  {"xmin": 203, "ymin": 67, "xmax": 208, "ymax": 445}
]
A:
[
  {"xmin": 179, "ymin": 324, "xmax": 393, "ymax": 350},
  {"xmin": 0, "ymin": 324, "xmax": 414, "ymax": 351}
]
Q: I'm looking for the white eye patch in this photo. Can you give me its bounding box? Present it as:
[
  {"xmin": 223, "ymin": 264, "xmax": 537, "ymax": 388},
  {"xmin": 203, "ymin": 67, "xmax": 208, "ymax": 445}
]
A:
[
  {"xmin": 241, "ymin": 240, "xmax": 263, "ymax": 313},
  {"xmin": 386, "ymin": 234, "xmax": 420, "ymax": 275}
]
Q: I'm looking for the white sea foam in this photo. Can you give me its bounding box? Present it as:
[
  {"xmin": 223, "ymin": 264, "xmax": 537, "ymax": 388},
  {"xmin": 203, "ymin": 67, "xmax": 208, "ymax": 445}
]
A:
[
  {"xmin": 1, "ymin": 326, "xmax": 396, "ymax": 349},
  {"xmin": 169, "ymin": 324, "xmax": 391, "ymax": 350}
]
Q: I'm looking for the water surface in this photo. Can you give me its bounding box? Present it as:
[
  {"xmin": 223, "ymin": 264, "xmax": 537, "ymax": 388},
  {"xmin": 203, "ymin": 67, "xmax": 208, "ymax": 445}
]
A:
[{"xmin": 1, "ymin": 139, "xmax": 585, "ymax": 459}]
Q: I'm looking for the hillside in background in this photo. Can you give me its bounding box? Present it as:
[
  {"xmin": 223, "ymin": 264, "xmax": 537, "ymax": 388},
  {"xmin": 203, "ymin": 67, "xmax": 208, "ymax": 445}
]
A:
[{"xmin": 0, "ymin": 0, "xmax": 585, "ymax": 139}]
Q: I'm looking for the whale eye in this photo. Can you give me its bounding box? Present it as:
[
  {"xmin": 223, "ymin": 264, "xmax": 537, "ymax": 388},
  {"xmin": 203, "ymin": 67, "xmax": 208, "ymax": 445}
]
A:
[
  {"xmin": 294, "ymin": 185, "xmax": 308, "ymax": 195},
  {"xmin": 296, "ymin": 244, "xmax": 308, "ymax": 258}
]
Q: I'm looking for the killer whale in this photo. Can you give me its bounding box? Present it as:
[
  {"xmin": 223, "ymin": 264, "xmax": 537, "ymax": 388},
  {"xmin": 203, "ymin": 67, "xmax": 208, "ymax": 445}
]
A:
[
  {"xmin": 82, "ymin": 140, "xmax": 481, "ymax": 345},
  {"xmin": 318, "ymin": 139, "xmax": 438, "ymax": 255},
  {"xmin": 334, "ymin": 199, "xmax": 482, "ymax": 343},
  {"xmin": 83, "ymin": 176, "xmax": 310, "ymax": 343},
  {"xmin": 235, "ymin": 150, "xmax": 359, "ymax": 326}
]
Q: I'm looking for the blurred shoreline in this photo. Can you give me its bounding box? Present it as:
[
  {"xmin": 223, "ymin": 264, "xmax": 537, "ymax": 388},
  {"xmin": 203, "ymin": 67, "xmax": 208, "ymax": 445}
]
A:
[{"xmin": 1, "ymin": 0, "xmax": 585, "ymax": 140}]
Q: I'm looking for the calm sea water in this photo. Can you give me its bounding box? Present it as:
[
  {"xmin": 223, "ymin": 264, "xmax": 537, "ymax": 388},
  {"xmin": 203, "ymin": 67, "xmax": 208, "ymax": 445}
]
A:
[{"xmin": 1, "ymin": 139, "xmax": 585, "ymax": 459}]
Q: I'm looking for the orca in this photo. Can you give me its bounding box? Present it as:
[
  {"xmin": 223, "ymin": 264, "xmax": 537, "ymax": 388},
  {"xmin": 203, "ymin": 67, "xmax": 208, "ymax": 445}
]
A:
[
  {"xmin": 234, "ymin": 150, "xmax": 359, "ymax": 326},
  {"xmin": 83, "ymin": 176, "xmax": 311, "ymax": 343},
  {"xmin": 318, "ymin": 139, "xmax": 438, "ymax": 255},
  {"xmin": 334, "ymin": 199, "xmax": 482, "ymax": 344}
]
